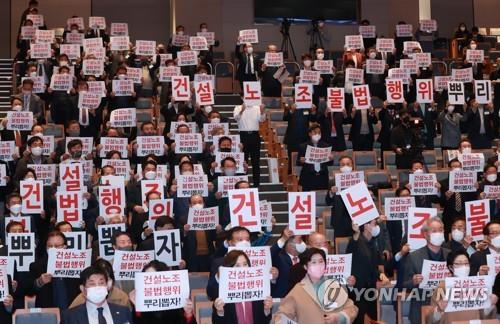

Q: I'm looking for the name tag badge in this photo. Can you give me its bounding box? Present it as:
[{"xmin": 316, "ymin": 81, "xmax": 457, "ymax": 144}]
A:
[
  {"xmin": 484, "ymin": 111, "xmax": 490, "ymax": 115},
  {"xmin": 427, "ymin": 108, "xmax": 433, "ymax": 112},
  {"xmin": 406, "ymin": 144, "xmax": 411, "ymax": 149},
  {"xmin": 304, "ymin": 110, "xmax": 309, "ymax": 116}
]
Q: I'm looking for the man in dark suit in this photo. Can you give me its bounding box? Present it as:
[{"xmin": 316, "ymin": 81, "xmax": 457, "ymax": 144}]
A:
[
  {"xmin": 348, "ymin": 106, "xmax": 378, "ymax": 151},
  {"xmin": 259, "ymin": 44, "xmax": 283, "ymax": 97},
  {"xmin": 317, "ymin": 106, "xmax": 347, "ymax": 152},
  {"xmin": 465, "ymin": 98, "xmax": 495, "ymax": 149},
  {"xmin": 403, "ymin": 217, "xmax": 451, "ymax": 324},
  {"xmin": 296, "ymin": 124, "xmax": 332, "ymax": 191},
  {"xmin": 61, "ymin": 266, "xmax": 133, "ymax": 324},
  {"xmin": 409, "ymin": 101, "xmax": 437, "ymax": 149},
  {"xmin": 470, "ymin": 220, "xmax": 500, "ymax": 275},
  {"xmin": 19, "ymin": 79, "xmax": 45, "ymax": 124},
  {"xmin": 235, "ymin": 41, "xmax": 259, "ymax": 92},
  {"xmin": 390, "ymin": 110, "xmax": 424, "ymax": 169}
]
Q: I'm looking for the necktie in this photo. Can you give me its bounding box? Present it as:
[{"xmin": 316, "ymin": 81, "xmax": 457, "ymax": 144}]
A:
[
  {"xmin": 455, "ymin": 192, "xmax": 462, "ymax": 212},
  {"xmin": 24, "ymin": 94, "xmax": 29, "ymax": 110},
  {"xmin": 330, "ymin": 113, "xmax": 337, "ymax": 137},
  {"xmin": 97, "ymin": 307, "xmax": 107, "ymax": 324},
  {"xmin": 14, "ymin": 131, "xmax": 22, "ymax": 147},
  {"xmin": 246, "ymin": 54, "xmax": 251, "ymax": 74},
  {"xmin": 79, "ymin": 108, "xmax": 89, "ymax": 126}
]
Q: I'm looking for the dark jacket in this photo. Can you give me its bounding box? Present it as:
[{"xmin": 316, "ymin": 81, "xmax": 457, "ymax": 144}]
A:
[
  {"xmin": 61, "ymin": 302, "xmax": 133, "ymax": 324},
  {"xmin": 211, "ymin": 300, "xmax": 271, "ymax": 324}
]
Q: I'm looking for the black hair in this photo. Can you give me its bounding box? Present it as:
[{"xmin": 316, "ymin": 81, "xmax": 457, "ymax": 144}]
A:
[{"xmin": 80, "ymin": 266, "xmax": 109, "ymax": 286}]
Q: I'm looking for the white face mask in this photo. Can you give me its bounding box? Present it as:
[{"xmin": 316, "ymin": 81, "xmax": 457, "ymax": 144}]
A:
[
  {"xmin": 29, "ymin": 72, "xmax": 37, "ymax": 77},
  {"xmin": 59, "ymin": 61, "xmax": 69, "ymax": 67},
  {"xmin": 234, "ymin": 240, "xmax": 251, "ymax": 248},
  {"xmin": 182, "ymin": 171, "xmax": 193, "ymax": 176},
  {"xmin": 447, "ymin": 106, "xmax": 455, "ymax": 113},
  {"xmin": 10, "ymin": 204, "xmax": 22, "ymax": 215},
  {"xmin": 295, "ymin": 241, "xmax": 307, "ymax": 254},
  {"xmin": 429, "ymin": 232, "xmax": 445, "ymax": 246},
  {"xmin": 177, "ymin": 30, "xmax": 184, "ymax": 36},
  {"xmin": 118, "ymin": 74, "xmax": 126, "ymax": 80},
  {"xmin": 246, "ymin": 47, "xmax": 253, "ymax": 54},
  {"xmin": 470, "ymin": 44, "xmax": 477, "ymax": 50},
  {"xmin": 368, "ymin": 52, "xmax": 377, "ymax": 59},
  {"xmin": 71, "ymin": 29, "xmax": 78, "ymax": 34},
  {"xmin": 413, "ymin": 168, "xmax": 424, "ymax": 174},
  {"xmin": 31, "ymin": 147, "xmax": 43, "ymax": 157},
  {"xmin": 303, "ymin": 60, "xmax": 312, "ymax": 67},
  {"xmin": 12, "ymin": 105, "xmax": 22, "ymax": 111},
  {"xmin": 201, "ymin": 28, "xmax": 208, "ymax": 33},
  {"xmin": 462, "ymin": 147, "xmax": 472, "ymax": 154},
  {"xmin": 34, "ymin": 132, "xmax": 44, "ymax": 138},
  {"xmin": 460, "ymin": 27, "xmax": 466, "ymax": 32},
  {"xmin": 144, "ymin": 171, "xmax": 156, "ymax": 180},
  {"xmin": 452, "ymin": 167, "xmax": 461, "ymax": 172},
  {"xmin": 486, "ymin": 174, "xmax": 497, "ymax": 182},
  {"xmin": 451, "ymin": 229, "xmax": 464, "ymax": 242},
  {"xmin": 86, "ymin": 286, "xmax": 108, "ymax": 304},
  {"xmin": 370, "ymin": 225, "xmax": 381, "ymax": 237},
  {"xmin": 24, "ymin": 177, "xmax": 35, "ymax": 182},
  {"xmin": 454, "ymin": 265, "xmax": 470, "ymax": 278},
  {"xmin": 224, "ymin": 168, "xmax": 236, "ymax": 176},
  {"xmin": 316, "ymin": 53, "xmax": 324, "ymax": 60},
  {"xmin": 340, "ymin": 166, "xmax": 352, "ymax": 173},
  {"xmin": 191, "ymin": 203, "xmax": 204, "ymax": 210},
  {"xmin": 491, "ymin": 235, "xmax": 500, "ymax": 249},
  {"xmin": 204, "ymin": 105, "xmax": 213, "ymax": 114},
  {"xmin": 210, "ymin": 118, "xmax": 220, "ymax": 124},
  {"xmin": 311, "ymin": 134, "xmax": 321, "ymax": 143}
]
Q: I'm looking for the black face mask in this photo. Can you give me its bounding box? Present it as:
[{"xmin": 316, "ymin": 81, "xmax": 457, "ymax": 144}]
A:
[{"xmin": 220, "ymin": 148, "xmax": 231, "ymax": 153}]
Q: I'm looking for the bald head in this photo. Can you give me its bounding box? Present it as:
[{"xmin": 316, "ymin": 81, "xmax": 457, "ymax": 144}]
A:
[{"xmin": 307, "ymin": 232, "xmax": 326, "ymax": 249}]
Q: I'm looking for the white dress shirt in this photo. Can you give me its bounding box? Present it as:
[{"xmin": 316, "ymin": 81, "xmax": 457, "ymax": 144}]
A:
[
  {"xmin": 233, "ymin": 105, "xmax": 265, "ymax": 131},
  {"xmin": 86, "ymin": 301, "xmax": 114, "ymax": 324}
]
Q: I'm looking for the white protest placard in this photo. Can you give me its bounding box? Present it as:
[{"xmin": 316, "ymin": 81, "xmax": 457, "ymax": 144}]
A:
[
  {"xmin": 7, "ymin": 233, "xmax": 35, "ymax": 272},
  {"xmin": 22, "ymin": 76, "xmax": 45, "ymax": 93},
  {"xmin": 67, "ymin": 17, "xmax": 84, "ymax": 30},
  {"xmin": 366, "ymin": 59, "xmax": 385, "ymax": 74},
  {"xmin": 88, "ymin": 80, "xmax": 107, "ymax": 97},
  {"xmin": 112, "ymin": 79, "xmax": 134, "ymax": 96},
  {"xmin": 110, "ymin": 36, "xmax": 130, "ymax": 51},
  {"xmin": 60, "ymin": 44, "xmax": 81, "ymax": 60},
  {"xmin": 136, "ymin": 136, "xmax": 165, "ymax": 156},
  {"xmin": 99, "ymin": 184, "xmax": 126, "ymax": 217},
  {"xmin": 219, "ymin": 266, "xmax": 270, "ymax": 303},
  {"xmin": 4, "ymin": 216, "xmax": 31, "ymax": 233},
  {"xmin": 0, "ymin": 141, "xmax": 15, "ymax": 161},
  {"xmin": 98, "ymin": 223, "xmax": 126, "ymax": 260},
  {"xmin": 299, "ymin": 69, "xmax": 321, "ymax": 85},
  {"xmin": 159, "ymin": 54, "xmax": 173, "ymax": 66},
  {"xmin": 99, "ymin": 137, "xmax": 128, "ymax": 158},
  {"xmin": 345, "ymin": 68, "xmax": 364, "ymax": 84},
  {"xmin": 313, "ymin": 60, "xmax": 334, "ymax": 74},
  {"xmin": 388, "ymin": 68, "xmax": 410, "ymax": 84},
  {"xmin": 259, "ymin": 200, "xmax": 273, "ymax": 227},
  {"xmin": 65, "ymin": 32, "xmax": 84, "ymax": 45},
  {"xmin": 376, "ymin": 38, "xmax": 395, "ymax": 53},
  {"xmin": 82, "ymin": 59, "xmax": 104, "ymax": 76},
  {"xmin": 325, "ymin": 254, "xmax": 352, "ymax": 284},
  {"xmin": 474, "ymin": 80, "xmax": 492, "ymax": 104},
  {"xmin": 0, "ymin": 164, "xmax": 6, "ymax": 186},
  {"xmin": 359, "ymin": 25, "xmax": 376, "ymax": 38},
  {"xmin": 64, "ymin": 231, "xmax": 87, "ymax": 250},
  {"xmin": 335, "ymin": 171, "xmax": 365, "ymax": 191},
  {"xmin": 21, "ymin": 26, "xmax": 36, "ymax": 40},
  {"xmin": 217, "ymin": 176, "xmax": 249, "ymax": 198},
  {"xmin": 384, "ymin": 197, "xmax": 415, "ymax": 221},
  {"xmin": 449, "ymin": 170, "xmax": 477, "ymax": 192},
  {"xmin": 340, "ymin": 182, "xmax": 378, "ymax": 226},
  {"xmin": 135, "ymin": 40, "xmax": 156, "ymax": 56},
  {"xmin": 64, "ymin": 136, "xmax": 93, "ymax": 155},
  {"xmin": 486, "ymin": 254, "xmax": 500, "ymax": 277},
  {"xmin": 344, "ymin": 35, "xmax": 364, "ymax": 49},
  {"xmin": 50, "ymin": 73, "xmax": 73, "ymax": 91},
  {"xmin": 407, "ymin": 207, "xmax": 437, "ymax": 250},
  {"xmin": 189, "ymin": 36, "xmax": 208, "ymax": 51},
  {"xmin": 452, "ymin": 68, "xmax": 473, "ymax": 83},
  {"xmin": 6, "ymin": 111, "xmax": 33, "ymax": 131},
  {"xmin": 35, "ymin": 29, "xmax": 54, "ymax": 43},
  {"xmin": 458, "ymin": 153, "xmax": 484, "ymax": 172},
  {"xmin": 215, "ymin": 152, "xmax": 245, "ymax": 174},
  {"xmin": 56, "ymin": 191, "xmax": 83, "ymax": 227},
  {"xmin": 148, "ymin": 199, "xmax": 174, "ymax": 228},
  {"xmin": 288, "ymin": 192, "xmax": 316, "ymax": 235},
  {"xmin": 109, "ymin": 108, "xmax": 136, "ymax": 128},
  {"xmin": 466, "ymin": 49, "xmax": 484, "ymax": 64},
  {"xmin": 305, "ymin": 145, "xmax": 332, "ymax": 164},
  {"xmin": 484, "ymin": 185, "xmax": 500, "ymax": 199},
  {"xmin": 59, "ymin": 163, "xmax": 83, "ymax": 191},
  {"xmin": 111, "ymin": 23, "xmax": 129, "ymax": 36},
  {"xmin": 170, "ymin": 121, "xmax": 197, "ymax": 135},
  {"xmin": 396, "ymin": 24, "xmax": 413, "ymax": 37},
  {"xmin": 82, "ymin": 37, "xmax": 103, "ymax": 51},
  {"xmin": 228, "ymin": 188, "xmax": 261, "ymax": 232},
  {"xmin": 159, "ymin": 66, "xmax": 181, "ymax": 82},
  {"xmin": 294, "ymin": 83, "xmax": 313, "ymax": 108},
  {"xmin": 465, "ymin": 199, "xmax": 490, "ymax": 242},
  {"xmin": 176, "ymin": 175, "xmax": 208, "ymax": 198},
  {"xmin": 415, "ymin": 53, "xmax": 432, "ymax": 68},
  {"xmin": 239, "ymin": 29, "xmax": 259, "ymax": 43},
  {"xmin": 447, "ymin": 81, "xmax": 465, "ymax": 104},
  {"xmin": 77, "ymin": 91, "xmax": 101, "ymax": 110},
  {"xmin": 213, "ymin": 134, "xmax": 241, "ymax": 152},
  {"xmin": 416, "ymin": 79, "xmax": 434, "ymax": 103},
  {"xmin": 89, "ymin": 16, "xmax": 106, "ymax": 29},
  {"xmin": 400, "ymin": 59, "xmax": 418, "ymax": 74},
  {"xmin": 386, "ymin": 79, "xmax": 404, "ymax": 103},
  {"xmin": 20, "ymin": 180, "xmax": 43, "ymax": 214},
  {"xmin": 264, "ymin": 52, "xmax": 283, "ymax": 67},
  {"xmin": 135, "ymin": 270, "xmax": 189, "ymax": 312},
  {"xmin": 27, "ymin": 164, "xmax": 55, "ymax": 185},
  {"xmin": 171, "ymin": 75, "xmax": 190, "ymax": 101},
  {"xmin": 194, "ymin": 80, "xmax": 214, "ymax": 106},
  {"xmin": 409, "ymin": 173, "xmax": 438, "ymax": 195},
  {"xmin": 177, "ymin": 50, "xmax": 198, "ymax": 66},
  {"xmin": 352, "ymin": 85, "xmax": 371, "ymax": 109},
  {"xmin": 228, "ymin": 246, "xmax": 272, "ymax": 269},
  {"xmin": 203, "ymin": 123, "xmax": 229, "ymax": 142},
  {"xmin": 126, "ymin": 67, "xmax": 142, "ymax": 84},
  {"xmin": 113, "ymin": 250, "xmax": 154, "ymax": 280},
  {"xmin": 140, "ymin": 180, "xmax": 164, "ymax": 208},
  {"xmin": 174, "ymin": 133, "xmax": 203, "ymax": 154},
  {"xmin": 171, "ymin": 34, "xmax": 189, "ymax": 47},
  {"xmin": 327, "ymin": 87, "xmax": 344, "ymax": 112},
  {"xmin": 419, "ymin": 260, "xmax": 451, "ymax": 289},
  {"xmin": 47, "ymin": 248, "xmax": 91, "ymax": 278},
  {"xmin": 27, "ymin": 14, "xmax": 44, "ymax": 27},
  {"xmin": 101, "ymin": 159, "xmax": 130, "ymax": 181},
  {"xmin": 419, "ymin": 19, "xmax": 437, "ymax": 32},
  {"xmin": 197, "ymin": 31, "xmax": 215, "ymax": 45},
  {"xmin": 0, "ymin": 258, "xmax": 9, "ymax": 301},
  {"xmin": 187, "ymin": 207, "xmax": 219, "ymax": 230},
  {"xmin": 154, "ymin": 229, "xmax": 182, "ymax": 266},
  {"xmin": 445, "ymin": 276, "xmax": 493, "ymax": 313}
]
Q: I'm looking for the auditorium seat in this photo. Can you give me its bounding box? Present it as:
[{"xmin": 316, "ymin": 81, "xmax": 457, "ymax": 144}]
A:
[
  {"xmin": 136, "ymin": 109, "xmax": 153, "ymax": 122},
  {"xmin": 269, "ymin": 110, "xmax": 283, "ymax": 122},
  {"xmin": 42, "ymin": 124, "xmax": 64, "ymax": 139},
  {"xmin": 377, "ymin": 189, "xmax": 396, "ymax": 212},
  {"xmin": 262, "ymin": 97, "xmax": 281, "ymax": 109},
  {"xmin": 189, "ymin": 272, "xmax": 210, "ymax": 289},
  {"xmin": 354, "ymin": 151, "xmax": 378, "ymax": 171},
  {"xmin": 383, "ymin": 151, "xmax": 397, "ymax": 170},
  {"xmin": 335, "ymin": 237, "xmax": 350, "ymax": 254},
  {"xmin": 429, "ymin": 168, "xmax": 449, "ymax": 183},
  {"xmin": 195, "ymin": 300, "xmax": 213, "ymax": 324},
  {"xmin": 366, "ymin": 171, "xmax": 391, "ymax": 189},
  {"xmin": 13, "ymin": 308, "xmax": 60, "ymax": 324},
  {"xmin": 422, "ymin": 150, "xmax": 437, "ymax": 169}
]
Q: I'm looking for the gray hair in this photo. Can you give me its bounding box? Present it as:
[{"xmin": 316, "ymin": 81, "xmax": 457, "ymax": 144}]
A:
[{"xmin": 421, "ymin": 216, "xmax": 443, "ymax": 233}]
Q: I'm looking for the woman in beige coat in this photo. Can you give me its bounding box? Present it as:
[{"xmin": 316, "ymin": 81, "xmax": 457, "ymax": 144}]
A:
[
  {"xmin": 274, "ymin": 247, "xmax": 358, "ymax": 324},
  {"xmin": 427, "ymin": 250, "xmax": 498, "ymax": 323}
]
